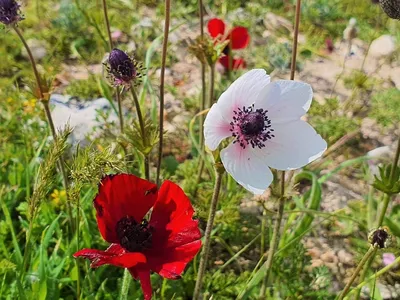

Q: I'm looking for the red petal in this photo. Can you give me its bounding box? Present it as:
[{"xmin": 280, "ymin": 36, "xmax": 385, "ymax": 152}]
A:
[
  {"xmin": 207, "ymin": 18, "xmax": 226, "ymax": 38},
  {"xmin": 74, "ymin": 244, "xmax": 147, "ymax": 268},
  {"xmin": 149, "ymin": 181, "xmax": 201, "ymax": 249},
  {"xmin": 129, "ymin": 267, "xmax": 152, "ymax": 300},
  {"xmin": 94, "ymin": 174, "xmax": 158, "ymax": 243},
  {"xmin": 219, "ymin": 56, "xmax": 246, "ymax": 70},
  {"xmin": 228, "ymin": 26, "xmax": 250, "ymax": 49},
  {"xmin": 148, "ymin": 240, "xmax": 201, "ymax": 279}
]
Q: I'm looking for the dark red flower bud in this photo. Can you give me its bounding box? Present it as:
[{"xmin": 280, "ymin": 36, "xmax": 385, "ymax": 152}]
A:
[
  {"xmin": 0, "ymin": 0, "xmax": 22, "ymax": 25},
  {"xmin": 107, "ymin": 48, "xmax": 136, "ymax": 87}
]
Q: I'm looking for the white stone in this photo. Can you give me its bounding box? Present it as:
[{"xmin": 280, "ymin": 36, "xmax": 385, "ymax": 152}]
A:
[
  {"xmin": 369, "ymin": 35, "xmax": 396, "ymax": 59},
  {"xmin": 50, "ymin": 94, "xmax": 119, "ymax": 147},
  {"xmin": 21, "ymin": 39, "xmax": 47, "ymax": 61}
]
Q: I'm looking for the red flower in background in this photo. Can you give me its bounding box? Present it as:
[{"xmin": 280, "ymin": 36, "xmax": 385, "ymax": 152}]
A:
[
  {"xmin": 207, "ymin": 18, "xmax": 250, "ymax": 70},
  {"xmin": 74, "ymin": 174, "xmax": 201, "ymax": 300}
]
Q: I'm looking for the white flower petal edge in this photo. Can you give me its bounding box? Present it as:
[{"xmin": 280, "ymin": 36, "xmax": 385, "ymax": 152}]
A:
[
  {"xmin": 204, "ymin": 102, "xmax": 231, "ymax": 151},
  {"xmin": 221, "ymin": 142, "xmax": 274, "ymax": 194},
  {"xmin": 217, "ymin": 69, "xmax": 270, "ymax": 121},
  {"xmin": 253, "ymin": 120, "xmax": 327, "ymax": 170},
  {"xmin": 256, "ymin": 80, "xmax": 313, "ymax": 124}
]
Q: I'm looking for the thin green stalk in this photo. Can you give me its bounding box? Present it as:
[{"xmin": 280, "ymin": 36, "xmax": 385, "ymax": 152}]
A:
[
  {"xmin": 355, "ymin": 136, "xmax": 400, "ymax": 299},
  {"xmin": 156, "ymin": 0, "xmax": 171, "ymax": 186},
  {"xmin": 349, "ymin": 256, "xmax": 400, "ymax": 296},
  {"xmin": 130, "ymin": 88, "xmax": 149, "ymax": 180},
  {"xmin": 119, "ymin": 269, "xmax": 132, "ymax": 300},
  {"xmin": 259, "ymin": 172, "xmax": 285, "ymax": 298},
  {"xmin": 193, "ymin": 168, "xmax": 224, "ymax": 300},
  {"xmin": 102, "ymin": 0, "xmax": 124, "ymax": 132},
  {"xmin": 337, "ymin": 247, "xmax": 377, "ymax": 300},
  {"xmin": 259, "ymin": 0, "xmax": 301, "ymax": 294},
  {"xmin": 290, "ymin": 0, "xmax": 302, "ymax": 81},
  {"xmin": 76, "ymin": 198, "xmax": 81, "ymax": 300},
  {"xmin": 13, "ymin": 25, "xmax": 74, "ymax": 232}
]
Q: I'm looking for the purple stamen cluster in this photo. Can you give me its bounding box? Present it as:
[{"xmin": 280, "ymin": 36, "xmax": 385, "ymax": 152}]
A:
[
  {"xmin": 108, "ymin": 48, "xmax": 136, "ymax": 86},
  {"xmin": 0, "ymin": 0, "xmax": 22, "ymax": 25},
  {"xmin": 230, "ymin": 104, "xmax": 274, "ymax": 149}
]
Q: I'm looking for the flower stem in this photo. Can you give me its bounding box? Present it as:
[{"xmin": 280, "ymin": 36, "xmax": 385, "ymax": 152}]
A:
[
  {"xmin": 119, "ymin": 269, "xmax": 132, "ymax": 300},
  {"xmin": 259, "ymin": 172, "xmax": 285, "ymax": 297},
  {"xmin": 13, "ymin": 24, "xmax": 74, "ymax": 232},
  {"xmin": 102, "ymin": 0, "xmax": 124, "ymax": 133},
  {"xmin": 355, "ymin": 136, "xmax": 400, "ymax": 298},
  {"xmin": 156, "ymin": 0, "xmax": 171, "ymax": 186},
  {"xmin": 76, "ymin": 196, "xmax": 81, "ymax": 300},
  {"xmin": 130, "ymin": 88, "xmax": 150, "ymax": 180},
  {"xmin": 290, "ymin": 0, "xmax": 302, "ymax": 81},
  {"xmin": 337, "ymin": 247, "xmax": 377, "ymax": 300},
  {"xmin": 12, "ymin": 25, "xmax": 44, "ymax": 99},
  {"xmin": 193, "ymin": 168, "xmax": 224, "ymax": 300}
]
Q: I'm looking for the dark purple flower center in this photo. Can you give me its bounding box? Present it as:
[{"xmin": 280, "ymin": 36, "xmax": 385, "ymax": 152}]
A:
[
  {"xmin": 0, "ymin": 0, "xmax": 21, "ymax": 25},
  {"xmin": 108, "ymin": 48, "xmax": 136, "ymax": 84},
  {"xmin": 371, "ymin": 229, "xmax": 388, "ymax": 249},
  {"xmin": 116, "ymin": 216, "xmax": 152, "ymax": 252},
  {"xmin": 230, "ymin": 105, "xmax": 274, "ymax": 149}
]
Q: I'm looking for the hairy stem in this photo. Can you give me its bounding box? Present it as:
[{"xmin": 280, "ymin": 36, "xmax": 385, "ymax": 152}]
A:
[
  {"xmin": 13, "ymin": 25, "xmax": 74, "ymax": 232},
  {"xmin": 338, "ymin": 247, "xmax": 377, "ymax": 300},
  {"xmin": 290, "ymin": 0, "xmax": 302, "ymax": 81},
  {"xmin": 102, "ymin": 0, "xmax": 124, "ymax": 132},
  {"xmin": 131, "ymin": 88, "xmax": 149, "ymax": 180},
  {"xmin": 193, "ymin": 168, "xmax": 224, "ymax": 299},
  {"xmin": 259, "ymin": 172, "xmax": 285, "ymax": 297},
  {"xmin": 156, "ymin": 0, "xmax": 171, "ymax": 186},
  {"xmin": 119, "ymin": 269, "xmax": 132, "ymax": 300}
]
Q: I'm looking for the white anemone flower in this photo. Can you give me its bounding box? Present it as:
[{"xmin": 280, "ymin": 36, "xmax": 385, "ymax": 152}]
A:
[{"xmin": 204, "ymin": 69, "xmax": 327, "ymax": 194}]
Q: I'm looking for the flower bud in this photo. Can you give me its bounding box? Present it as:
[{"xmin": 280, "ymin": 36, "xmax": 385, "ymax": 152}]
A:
[
  {"xmin": 379, "ymin": 0, "xmax": 400, "ymax": 19},
  {"xmin": 0, "ymin": 0, "xmax": 22, "ymax": 25},
  {"xmin": 107, "ymin": 48, "xmax": 137, "ymax": 87},
  {"xmin": 368, "ymin": 227, "xmax": 394, "ymax": 249}
]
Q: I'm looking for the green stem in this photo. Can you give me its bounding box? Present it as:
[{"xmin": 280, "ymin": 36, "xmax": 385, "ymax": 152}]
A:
[
  {"xmin": 259, "ymin": 171, "xmax": 285, "ymax": 298},
  {"xmin": 130, "ymin": 88, "xmax": 149, "ymax": 180},
  {"xmin": 13, "ymin": 24, "xmax": 74, "ymax": 233},
  {"xmin": 193, "ymin": 168, "xmax": 224, "ymax": 299},
  {"xmin": 290, "ymin": 0, "xmax": 302, "ymax": 81},
  {"xmin": 337, "ymin": 247, "xmax": 377, "ymax": 300},
  {"xmin": 156, "ymin": 0, "xmax": 171, "ymax": 186},
  {"xmin": 119, "ymin": 269, "xmax": 132, "ymax": 300},
  {"xmin": 76, "ymin": 197, "xmax": 81, "ymax": 300},
  {"xmin": 101, "ymin": 0, "xmax": 124, "ymax": 133},
  {"xmin": 349, "ymin": 256, "xmax": 400, "ymax": 296}
]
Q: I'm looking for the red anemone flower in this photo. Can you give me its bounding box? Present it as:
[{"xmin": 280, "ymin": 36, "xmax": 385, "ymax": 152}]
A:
[
  {"xmin": 74, "ymin": 174, "xmax": 202, "ymax": 300},
  {"xmin": 207, "ymin": 18, "xmax": 250, "ymax": 70}
]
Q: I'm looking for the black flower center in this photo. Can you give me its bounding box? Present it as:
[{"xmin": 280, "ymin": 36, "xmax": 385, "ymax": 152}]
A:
[
  {"xmin": 240, "ymin": 112, "xmax": 265, "ymax": 136},
  {"xmin": 230, "ymin": 105, "xmax": 274, "ymax": 149},
  {"xmin": 371, "ymin": 229, "xmax": 388, "ymax": 249},
  {"xmin": 116, "ymin": 216, "xmax": 152, "ymax": 252}
]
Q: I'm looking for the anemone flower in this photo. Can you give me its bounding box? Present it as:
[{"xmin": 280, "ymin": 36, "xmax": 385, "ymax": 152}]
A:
[
  {"xmin": 204, "ymin": 69, "xmax": 327, "ymax": 194},
  {"xmin": 207, "ymin": 18, "xmax": 249, "ymax": 71},
  {"xmin": 74, "ymin": 174, "xmax": 201, "ymax": 300}
]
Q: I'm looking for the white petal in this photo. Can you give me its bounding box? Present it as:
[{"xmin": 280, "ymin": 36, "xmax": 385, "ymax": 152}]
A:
[
  {"xmin": 221, "ymin": 142, "xmax": 274, "ymax": 194},
  {"xmin": 257, "ymin": 80, "xmax": 313, "ymax": 124},
  {"xmin": 204, "ymin": 103, "xmax": 232, "ymax": 150},
  {"xmin": 257, "ymin": 120, "xmax": 327, "ymax": 170},
  {"xmin": 217, "ymin": 69, "xmax": 271, "ymax": 121}
]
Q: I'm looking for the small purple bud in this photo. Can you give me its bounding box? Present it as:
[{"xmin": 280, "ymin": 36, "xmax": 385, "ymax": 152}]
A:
[
  {"xmin": 0, "ymin": 0, "xmax": 22, "ymax": 25},
  {"xmin": 108, "ymin": 48, "xmax": 136, "ymax": 86}
]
